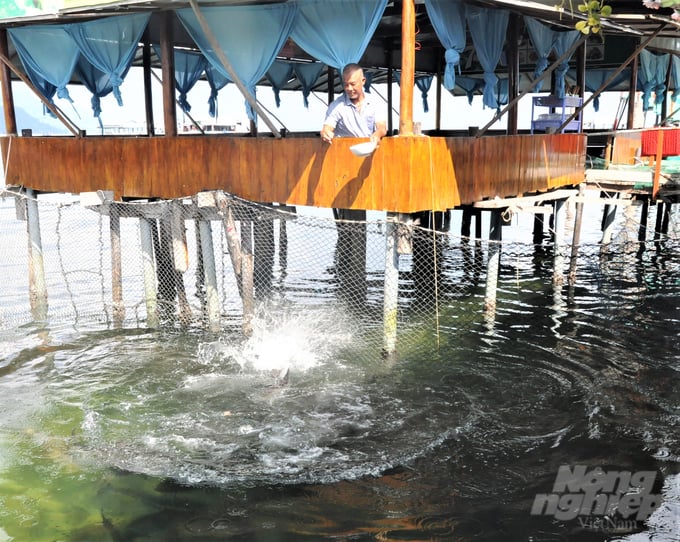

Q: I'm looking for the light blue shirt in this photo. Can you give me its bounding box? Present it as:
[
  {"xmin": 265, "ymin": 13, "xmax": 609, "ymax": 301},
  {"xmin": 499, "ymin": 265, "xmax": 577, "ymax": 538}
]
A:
[{"xmin": 323, "ymin": 93, "xmax": 385, "ymax": 138}]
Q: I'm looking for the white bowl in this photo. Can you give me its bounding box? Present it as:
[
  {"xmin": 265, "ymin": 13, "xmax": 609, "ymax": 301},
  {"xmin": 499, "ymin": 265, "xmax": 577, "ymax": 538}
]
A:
[{"xmin": 349, "ymin": 141, "xmax": 377, "ymax": 157}]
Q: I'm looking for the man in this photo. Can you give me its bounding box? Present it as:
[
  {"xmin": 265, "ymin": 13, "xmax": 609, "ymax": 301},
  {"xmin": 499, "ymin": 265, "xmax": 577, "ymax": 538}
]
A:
[{"xmin": 320, "ymin": 63, "xmax": 387, "ymax": 145}]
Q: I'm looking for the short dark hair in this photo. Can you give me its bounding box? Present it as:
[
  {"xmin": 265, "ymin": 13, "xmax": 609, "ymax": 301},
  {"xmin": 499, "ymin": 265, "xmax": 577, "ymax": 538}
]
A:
[{"xmin": 342, "ymin": 63, "xmax": 363, "ymax": 79}]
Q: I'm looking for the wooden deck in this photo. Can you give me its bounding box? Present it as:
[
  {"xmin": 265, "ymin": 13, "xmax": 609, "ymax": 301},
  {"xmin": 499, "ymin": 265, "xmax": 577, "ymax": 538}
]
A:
[{"xmin": 1, "ymin": 132, "xmax": 586, "ymax": 212}]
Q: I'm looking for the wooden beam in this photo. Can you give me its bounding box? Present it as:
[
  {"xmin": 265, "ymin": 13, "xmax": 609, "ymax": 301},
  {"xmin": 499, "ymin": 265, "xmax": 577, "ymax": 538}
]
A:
[
  {"xmin": 507, "ymin": 13, "xmax": 520, "ymax": 136},
  {"xmin": 188, "ymin": 0, "xmax": 281, "ymax": 138},
  {"xmin": 627, "ymin": 53, "xmax": 639, "ymax": 129},
  {"xmin": 142, "ymin": 31, "xmax": 155, "ymax": 136},
  {"xmin": 160, "ymin": 11, "xmax": 177, "ymax": 137},
  {"xmin": 399, "ymin": 0, "xmax": 415, "ymax": 135},
  {"xmin": 0, "ymin": 30, "xmax": 16, "ymax": 136}
]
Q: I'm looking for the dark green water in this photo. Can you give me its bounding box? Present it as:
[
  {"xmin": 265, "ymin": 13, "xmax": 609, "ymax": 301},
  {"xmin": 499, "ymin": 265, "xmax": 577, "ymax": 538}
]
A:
[{"xmin": 1, "ymin": 222, "xmax": 679, "ymax": 541}]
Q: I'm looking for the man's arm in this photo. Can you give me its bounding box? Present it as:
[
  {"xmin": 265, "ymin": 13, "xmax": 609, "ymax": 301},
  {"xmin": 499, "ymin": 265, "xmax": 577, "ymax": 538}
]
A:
[{"xmin": 370, "ymin": 120, "xmax": 387, "ymax": 145}]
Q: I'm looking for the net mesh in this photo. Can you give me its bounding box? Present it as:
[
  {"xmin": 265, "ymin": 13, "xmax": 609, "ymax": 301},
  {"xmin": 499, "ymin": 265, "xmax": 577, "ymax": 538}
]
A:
[{"xmin": 1, "ymin": 188, "xmax": 679, "ymax": 358}]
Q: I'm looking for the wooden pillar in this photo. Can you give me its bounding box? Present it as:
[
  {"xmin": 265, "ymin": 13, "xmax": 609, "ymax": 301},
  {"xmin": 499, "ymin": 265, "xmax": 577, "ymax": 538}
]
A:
[
  {"xmin": 159, "ymin": 11, "xmax": 177, "ymax": 137},
  {"xmin": 387, "ymin": 66, "xmax": 394, "ymax": 135},
  {"xmin": 552, "ymin": 199, "xmax": 567, "ymax": 287},
  {"xmin": 576, "ymin": 40, "xmax": 587, "ymax": 132},
  {"xmin": 109, "ymin": 203, "xmax": 125, "ymax": 326},
  {"xmin": 639, "ymin": 199, "xmax": 649, "ymax": 244},
  {"xmin": 435, "ymin": 50, "xmax": 443, "ymax": 132},
  {"xmin": 25, "ymin": 189, "xmax": 48, "ymax": 320},
  {"xmin": 661, "ymin": 56, "xmax": 673, "ymax": 124},
  {"xmin": 568, "ymin": 186, "xmax": 585, "ymax": 287},
  {"xmin": 400, "ymin": 0, "xmax": 415, "ymax": 135},
  {"xmin": 627, "ymin": 54, "xmax": 639, "ymax": 130},
  {"xmin": 601, "ymin": 192, "xmax": 618, "ymax": 245},
  {"xmin": 139, "ymin": 217, "xmax": 159, "ymax": 328},
  {"xmin": 383, "ymin": 215, "xmax": 399, "ymax": 360},
  {"xmin": 327, "ymin": 65, "xmax": 335, "ymax": 105},
  {"xmin": 507, "ymin": 14, "xmax": 520, "ymax": 135},
  {"xmin": 0, "ymin": 29, "xmax": 17, "ymax": 135},
  {"xmin": 484, "ymin": 210, "xmax": 502, "ymax": 318},
  {"xmin": 198, "ymin": 220, "xmax": 221, "ymax": 332},
  {"xmin": 142, "ymin": 32, "xmax": 155, "ymax": 137}
]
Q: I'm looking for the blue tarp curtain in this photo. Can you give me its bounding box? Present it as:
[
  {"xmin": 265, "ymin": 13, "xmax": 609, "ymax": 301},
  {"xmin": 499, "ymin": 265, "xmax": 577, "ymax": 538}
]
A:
[
  {"xmin": 9, "ymin": 14, "xmax": 148, "ymax": 119},
  {"xmin": 454, "ymin": 77, "xmax": 484, "ymax": 104},
  {"xmin": 416, "ymin": 76, "xmax": 433, "ymax": 113},
  {"xmin": 266, "ymin": 60, "xmax": 295, "ymax": 108},
  {"xmin": 73, "ymin": 57, "xmax": 132, "ymax": 129},
  {"xmin": 9, "ymin": 24, "xmax": 80, "ymax": 109},
  {"xmin": 66, "ymin": 14, "xmax": 149, "ymax": 106},
  {"xmin": 153, "ymin": 46, "xmax": 208, "ymax": 113},
  {"xmin": 294, "ymin": 62, "xmax": 324, "ymax": 108},
  {"xmin": 567, "ymin": 68, "xmax": 630, "ymax": 112},
  {"xmin": 424, "ymin": 0, "xmax": 466, "ymax": 91},
  {"xmin": 639, "ymin": 49, "xmax": 670, "ymax": 111},
  {"xmin": 205, "ymin": 65, "xmax": 231, "ymax": 118},
  {"xmin": 177, "ymin": 4, "xmax": 297, "ymax": 122},
  {"xmin": 290, "ymin": 0, "xmax": 387, "ymax": 70},
  {"xmin": 672, "ymin": 55, "xmax": 680, "ymax": 103},
  {"xmin": 466, "ymin": 5, "xmax": 509, "ymax": 110},
  {"xmin": 524, "ymin": 17, "xmax": 579, "ymax": 98}
]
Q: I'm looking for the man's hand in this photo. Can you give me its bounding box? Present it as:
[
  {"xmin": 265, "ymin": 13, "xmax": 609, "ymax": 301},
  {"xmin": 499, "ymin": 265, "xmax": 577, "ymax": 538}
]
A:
[{"xmin": 320, "ymin": 125, "xmax": 334, "ymax": 144}]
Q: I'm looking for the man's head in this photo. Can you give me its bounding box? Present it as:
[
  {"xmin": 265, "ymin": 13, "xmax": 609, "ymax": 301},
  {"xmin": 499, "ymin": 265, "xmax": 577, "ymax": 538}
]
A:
[{"xmin": 342, "ymin": 63, "xmax": 365, "ymax": 104}]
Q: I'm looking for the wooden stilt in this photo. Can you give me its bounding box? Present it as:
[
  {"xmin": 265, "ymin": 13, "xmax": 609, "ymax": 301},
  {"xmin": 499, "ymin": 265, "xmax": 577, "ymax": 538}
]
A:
[
  {"xmin": 198, "ymin": 220, "xmax": 221, "ymax": 332},
  {"xmin": 461, "ymin": 207, "xmax": 472, "ymax": 239},
  {"xmin": 241, "ymin": 220, "xmax": 255, "ymax": 336},
  {"xmin": 24, "ymin": 189, "xmax": 48, "ymax": 320},
  {"xmin": 139, "ymin": 217, "xmax": 159, "ymax": 328},
  {"xmin": 552, "ymin": 199, "xmax": 567, "ymax": 287},
  {"xmin": 484, "ymin": 210, "xmax": 502, "ymax": 319},
  {"xmin": 253, "ymin": 214, "xmax": 275, "ymax": 298},
  {"xmin": 654, "ymin": 201, "xmax": 664, "ymax": 240},
  {"xmin": 383, "ymin": 214, "xmax": 399, "ymax": 360},
  {"xmin": 638, "ymin": 199, "xmax": 649, "ymax": 244},
  {"xmin": 533, "ymin": 214, "xmax": 544, "ymax": 245},
  {"xmin": 601, "ymin": 192, "xmax": 618, "ymax": 244},
  {"xmin": 568, "ymin": 186, "xmax": 585, "ymax": 287},
  {"xmin": 109, "ymin": 203, "xmax": 125, "ymax": 326}
]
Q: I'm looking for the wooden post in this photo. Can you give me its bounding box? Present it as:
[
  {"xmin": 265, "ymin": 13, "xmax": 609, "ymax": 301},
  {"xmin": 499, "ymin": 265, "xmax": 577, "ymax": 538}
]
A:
[
  {"xmin": 198, "ymin": 220, "xmax": 221, "ymax": 332},
  {"xmin": 654, "ymin": 201, "xmax": 664, "ymax": 240},
  {"xmin": 142, "ymin": 31, "xmax": 155, "ymax": 136},
  {"xmin": 400, "ymin": 0, "xmax": 415, "ymax": 136},
  {"xmin": 387, "ymin": 66, "xmax": 393, "ymax": 135},
  {"xmin": 568, "ymin": 185, "xmax": 585, "ymax": 287},
  {"xmin": 0, "ymin": 29, "xmax": 17, "ymax": 135},
  {"xmin": 638, "ymin": 199, "xmax": 649, "ymax": 244},
  {"xmin": 25, "ymin": 189, "xmax": 48, "ymax": 320},
  {"xmin": 383, "ymin": 215, "xmax": 399, "ymax": 359},
  {"xmin": 627, "ymin": 54, "xmax": 639, "ymax": 129},
  {"xmin": 652, "ymin": 129, "xmax": 663, "ymax": 200},
  {"xmin": 327, "ymin": 65, "xmax": 335, "ymax": 105},
  {"xmin": 507, "ymin": 14, "xmax": 520, "ymax": 136},
  {"xmin": 139, "ymin": 217, "xmax": 159, "ymax": 328},
  {"xmin": 601, "ymin": 193, "xmax": 618, "ymax": 245},
  {"xmin": 160, "ymin": 11, "xmax": 177, "ymax": 137},
  {"xmin": 484, "ymin": 210, "xmax": 502, "ymax": 318},
  {"xmin": 435, "ymin": 51, "xmax": 442, "ymax": 132},
  {"xmin": 241, "ymin": 220, "xmax": 254, "ymax": 336},
  {"xmin": 552, "ymin": 198, "xmax": 566, "ymax": 287},
  {"xmin": 109, "ymin": 203, "xmax": 125, "ymax": 326}
]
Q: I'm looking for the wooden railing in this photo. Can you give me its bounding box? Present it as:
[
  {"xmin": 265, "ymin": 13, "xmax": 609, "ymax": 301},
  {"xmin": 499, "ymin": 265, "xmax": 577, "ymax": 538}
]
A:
[{"xmin": 0, "ymin": 133, "xmax": 586, "ymax": 211}]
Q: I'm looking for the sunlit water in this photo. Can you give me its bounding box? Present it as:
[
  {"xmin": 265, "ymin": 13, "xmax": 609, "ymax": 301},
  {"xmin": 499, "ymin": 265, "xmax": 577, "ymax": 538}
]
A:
[{"xmin": 1, "ymin": 206, "xmax": 679, "ymax": 541}]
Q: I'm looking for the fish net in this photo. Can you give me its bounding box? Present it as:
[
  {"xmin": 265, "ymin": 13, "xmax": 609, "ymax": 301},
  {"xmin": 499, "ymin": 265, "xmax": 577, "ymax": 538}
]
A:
[{"xmin": 1, "ymin": 187, "xmax": 679, "ymax": 359}]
